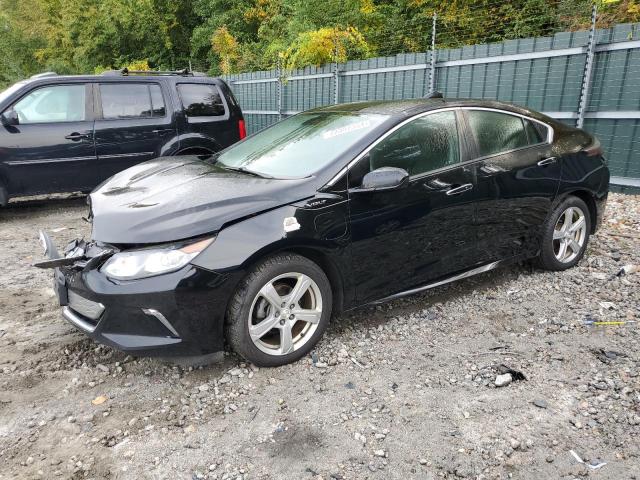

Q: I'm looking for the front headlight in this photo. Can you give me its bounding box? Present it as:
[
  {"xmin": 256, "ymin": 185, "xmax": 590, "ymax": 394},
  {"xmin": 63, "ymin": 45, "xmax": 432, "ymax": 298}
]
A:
[{"xmin": 101, "ymin": 237, "xmax": 214, "ymax": 280}]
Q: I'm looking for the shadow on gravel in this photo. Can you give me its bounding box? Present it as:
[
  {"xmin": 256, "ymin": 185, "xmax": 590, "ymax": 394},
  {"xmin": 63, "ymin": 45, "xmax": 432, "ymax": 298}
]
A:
[{"xmin": 335, "ymin": 262, "xmax": 525, "ymax": 330}]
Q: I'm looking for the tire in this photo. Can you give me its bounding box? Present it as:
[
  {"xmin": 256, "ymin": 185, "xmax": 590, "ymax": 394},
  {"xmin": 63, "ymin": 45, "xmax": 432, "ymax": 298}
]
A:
[
  {"xmin": 226, "ymin": 253, "xmax": 332, "ymax": 367},
  {"xmin": 538, "ymin": 195, "xmax": 591, "ymax": 271}
]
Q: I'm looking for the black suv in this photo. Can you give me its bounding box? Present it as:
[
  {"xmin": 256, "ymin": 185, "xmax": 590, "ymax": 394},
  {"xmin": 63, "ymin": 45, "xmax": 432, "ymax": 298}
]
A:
[{"xmin": 0, "ymin": 70, "xmax": 245, "ymax": 205}]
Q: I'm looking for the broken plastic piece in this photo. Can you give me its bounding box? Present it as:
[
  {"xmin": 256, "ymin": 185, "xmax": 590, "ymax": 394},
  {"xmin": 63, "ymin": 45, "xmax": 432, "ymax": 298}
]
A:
[{"xmin": 569, "ymin": 449, "xmax": 607, "ymax": 470}]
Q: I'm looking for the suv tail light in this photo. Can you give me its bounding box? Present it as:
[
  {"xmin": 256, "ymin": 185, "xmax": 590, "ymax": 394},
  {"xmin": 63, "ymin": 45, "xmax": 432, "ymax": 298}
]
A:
[
  {"xmin": 583, "ymin": 137, "xmax": 603, "ymax": 157},
  {"xmin": 238, "ymin": 120, "xmax": 246, "ymax": 140}
]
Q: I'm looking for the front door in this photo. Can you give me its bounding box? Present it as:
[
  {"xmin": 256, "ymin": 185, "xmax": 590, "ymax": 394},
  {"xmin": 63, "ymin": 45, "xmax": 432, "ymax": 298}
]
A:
[
  {"xmin": 93, "ymin": 82, "xmax": 175, "ymax": 183},
  {"xmin": 1, "ymin": 83, "xmax": 96, "ymax": 195},
  {"xmin": 348, "ymin": 109, "xmax": 478, "ymax": 303}
]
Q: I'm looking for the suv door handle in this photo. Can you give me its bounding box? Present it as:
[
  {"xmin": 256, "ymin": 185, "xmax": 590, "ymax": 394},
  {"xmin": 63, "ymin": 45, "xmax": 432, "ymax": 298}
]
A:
[
  {"xmin": 479, "ymin": 164, "xmax": 506, "ymax": 175},
  {"xmin": 152, "ymin": 129, "xmax": 173, "ymax": 136},
  {"xmin": 537, "ymin": 156, "xmax": 557, "ymax": 166},
  {"xmin": 65, "ymin": 132, "xmax": 91, "ymax": 141},
  {"xmin": 445, "ymin": 183, "xmax": 473, "ymax": 196}
]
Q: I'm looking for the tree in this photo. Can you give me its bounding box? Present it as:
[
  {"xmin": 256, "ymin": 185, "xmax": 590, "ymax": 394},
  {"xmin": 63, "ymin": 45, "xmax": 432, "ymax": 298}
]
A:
[
  {"xmin": 1, "ymin": 0, "xmax": 639, "ymax": 88},
  {"xmin": 211, "ymin": 26, "xmax": 240, "ymax": 74},
  {"xmin": 281, "ymin": 26, "xmax": 370, "ymax": 71}
]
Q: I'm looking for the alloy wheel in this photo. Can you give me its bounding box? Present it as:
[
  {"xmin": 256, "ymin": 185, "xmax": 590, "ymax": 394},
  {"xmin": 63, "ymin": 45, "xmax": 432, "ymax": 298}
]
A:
[
  {"xmin": 248, "ymin": 272, "xmax": 323, "ymax": 356},
  {"xmin": 553, "ymin": 206, "xmax": 587, "ymax": 263}
]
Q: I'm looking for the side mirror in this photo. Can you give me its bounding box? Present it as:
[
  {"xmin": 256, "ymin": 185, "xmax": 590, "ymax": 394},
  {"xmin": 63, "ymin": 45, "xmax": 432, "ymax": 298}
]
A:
[
  {"xmin": 357, "ymin": 167, "xmax": 409, "ymax": 191},
  {"xmin": 1, "ymin": 109, "xmax": 19, "ymax": 127}
]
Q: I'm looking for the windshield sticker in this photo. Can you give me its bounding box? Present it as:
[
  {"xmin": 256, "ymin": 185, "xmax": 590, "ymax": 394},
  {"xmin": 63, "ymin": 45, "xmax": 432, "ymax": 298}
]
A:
[{"xmin": 322, "ymin": 120, "xmax": 371, "ymax": 139}]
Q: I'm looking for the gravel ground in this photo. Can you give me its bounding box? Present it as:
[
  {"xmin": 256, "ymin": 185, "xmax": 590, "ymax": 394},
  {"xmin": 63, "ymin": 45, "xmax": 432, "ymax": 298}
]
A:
[{"xmin": 0, "ymin": 193, "xmax": 638, "ymax": 480}]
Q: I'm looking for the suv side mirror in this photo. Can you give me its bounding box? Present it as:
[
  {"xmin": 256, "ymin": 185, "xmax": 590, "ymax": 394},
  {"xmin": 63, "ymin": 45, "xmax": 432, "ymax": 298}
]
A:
[
  {"xmin": 1, "ymin": 108, "xmax": 19, "ymax": 127},
  {"xmin": 357, "ymin": 167, "xmax": 409, "ymax": 192}
]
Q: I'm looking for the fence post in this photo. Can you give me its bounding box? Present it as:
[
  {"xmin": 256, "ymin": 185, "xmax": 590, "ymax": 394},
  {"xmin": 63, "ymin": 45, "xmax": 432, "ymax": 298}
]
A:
[
  {"xmin": 276, "ymin": 58, "xmax": 284, "ymax": 120},
  {"xmin": 576, "ymin": 4, "xmax": 598, "ymax": 129},
  {"xmin": 333, "ymin": 42, "xmax": 340, "ymax": 104},
  {"xmin": 427, "ymin": 13, "xmax": 438, "ymax": 95}
]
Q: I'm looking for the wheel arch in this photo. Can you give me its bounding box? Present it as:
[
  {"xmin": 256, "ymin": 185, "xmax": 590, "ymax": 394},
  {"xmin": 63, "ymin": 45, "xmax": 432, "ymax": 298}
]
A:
[
  {"xmin": 175, "ymin": 146, "xmax": 215, "ymax": 156},
  {"xmin": 558, "ymin": 189, "xmax": 598, "ymax": 233},
  {"xmin": 175, "ymin": 133, "xmax": 221, "ymax": 155},
  {"xmin": 273, "ymin": 246, "xmax": 346, "ymax": 316}
]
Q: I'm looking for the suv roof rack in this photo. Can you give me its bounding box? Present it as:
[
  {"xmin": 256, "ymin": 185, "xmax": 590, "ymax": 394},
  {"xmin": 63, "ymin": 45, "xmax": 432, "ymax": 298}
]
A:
[
  {"xmin": 30, "ymin": 72, "xmax": 58, "ymax": 79},
  {"xmin": 101, "ymin": 67, "xmax": 207, "ymax": 77}
]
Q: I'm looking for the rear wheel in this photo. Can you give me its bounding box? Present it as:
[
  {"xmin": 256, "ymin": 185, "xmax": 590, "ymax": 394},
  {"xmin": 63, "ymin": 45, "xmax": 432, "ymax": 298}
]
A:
[
  {"xmin": 226, "ymin": 253, "xmax": 332, "ymax": 367},
  {"xmin": 538, "ymin": 196, "xmax": 591, "ymax": 271}
]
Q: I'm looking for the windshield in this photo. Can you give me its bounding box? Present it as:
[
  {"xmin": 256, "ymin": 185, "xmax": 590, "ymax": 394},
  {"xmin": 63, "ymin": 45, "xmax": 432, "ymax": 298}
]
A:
[
  {"xmin": 216, "ymin": 112, "xmax": 389, "ymax": 178},
  {"xmin": 0, "ymin": 81, "xmax": 26, "ymax": 106}
]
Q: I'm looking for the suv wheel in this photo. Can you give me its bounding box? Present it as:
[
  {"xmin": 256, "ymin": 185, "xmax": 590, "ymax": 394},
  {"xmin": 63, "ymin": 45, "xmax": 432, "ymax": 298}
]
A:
[
  {"xmin": 538, "ymin": 196, "xmax": 591, "ymax": 271},
  {"xmin": 0, "ymin": 182, "xmax": 8, "ymax": 207},
  {"xmin": 226, "ymin": 253, "xmax": 332, "ymax": 367}
]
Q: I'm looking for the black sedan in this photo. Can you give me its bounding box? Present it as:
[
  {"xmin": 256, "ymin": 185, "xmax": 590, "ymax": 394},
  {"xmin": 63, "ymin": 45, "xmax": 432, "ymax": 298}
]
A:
[{"xmin": 38, "ymin": 98, "xmax": 609, "ymax": 367}]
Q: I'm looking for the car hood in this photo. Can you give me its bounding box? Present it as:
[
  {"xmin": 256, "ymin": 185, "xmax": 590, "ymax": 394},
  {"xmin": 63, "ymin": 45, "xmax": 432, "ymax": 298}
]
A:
[{"xmin": 89, "ymin": 156, "xmax": 312, "ymax": 244}]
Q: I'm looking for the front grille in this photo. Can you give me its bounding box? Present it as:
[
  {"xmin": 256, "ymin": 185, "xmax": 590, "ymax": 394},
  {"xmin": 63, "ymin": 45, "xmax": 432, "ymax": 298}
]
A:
[{"xmin": 68, "ymin": 291, "xmax": 105, "ymax": 321}]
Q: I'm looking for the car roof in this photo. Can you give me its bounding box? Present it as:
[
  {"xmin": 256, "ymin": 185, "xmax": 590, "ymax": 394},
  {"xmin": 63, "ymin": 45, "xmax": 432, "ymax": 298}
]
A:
[{"xmin": 309, "ymin": 97, "xmax": 554, "ymax": 124}]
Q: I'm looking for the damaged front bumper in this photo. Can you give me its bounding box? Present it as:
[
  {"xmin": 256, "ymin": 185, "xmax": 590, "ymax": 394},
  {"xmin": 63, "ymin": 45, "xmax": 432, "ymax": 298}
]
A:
[{"xmin": 36, "ymin": 232, "xmax": 240, "ymax": 357}]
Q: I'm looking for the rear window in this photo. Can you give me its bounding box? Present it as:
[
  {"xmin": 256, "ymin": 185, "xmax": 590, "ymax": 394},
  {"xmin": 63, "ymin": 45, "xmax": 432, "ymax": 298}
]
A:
[
  {"xmin": 524, "ymin": 119, "xmax": 549, "ymax": 144},
  {"xmin": 467, "ymin": 110, "xmax": 529, "ymax": 157},
  {"xmin": 177, "ymin": 83, "xmax": 226, "ymax": 117},
  {"xmin": 99, "ymin": 83, "xmax": 165, "ymax": 119}
]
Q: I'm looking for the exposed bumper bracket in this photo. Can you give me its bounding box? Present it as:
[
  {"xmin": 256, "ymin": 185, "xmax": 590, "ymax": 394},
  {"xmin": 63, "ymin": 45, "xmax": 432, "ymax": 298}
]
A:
[{"xmin": 62, "ymin": 306, "xmax": 97, "ymax": 333}]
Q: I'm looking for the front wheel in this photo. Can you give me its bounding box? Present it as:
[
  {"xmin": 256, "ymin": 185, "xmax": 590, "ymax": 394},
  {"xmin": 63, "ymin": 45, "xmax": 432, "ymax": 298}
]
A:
[
  {"xmin": 538, "ymin": 196, "xmax": 591, "ymax": 271},
  {"xmin": 226, "ymin": 253, "xmax": 332, "ymax": 367}
]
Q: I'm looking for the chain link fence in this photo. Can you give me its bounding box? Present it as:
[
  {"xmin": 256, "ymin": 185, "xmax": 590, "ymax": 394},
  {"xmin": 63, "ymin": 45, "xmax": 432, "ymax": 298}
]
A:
[{"xmin": 224, "ymin": 4, "xmax": 640, "ymax": 189}]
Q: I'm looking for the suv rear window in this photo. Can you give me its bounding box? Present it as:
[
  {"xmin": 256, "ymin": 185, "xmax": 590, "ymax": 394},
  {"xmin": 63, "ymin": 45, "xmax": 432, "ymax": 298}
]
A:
[
  {"xmin": 177, "ymin": 84, "xmax": 226, "ymax": 117},
  {"xmin": 99, "ymin": 83, "xmax": 165, "ymax": 119}
]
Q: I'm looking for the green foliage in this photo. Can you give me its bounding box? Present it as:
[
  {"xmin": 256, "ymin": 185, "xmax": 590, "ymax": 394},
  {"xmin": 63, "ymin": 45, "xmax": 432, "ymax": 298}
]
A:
[
  {"xmin": 0, "ymin": 0, "xmax": 638, "ymax": 88},
  {"xmin": 211, "ymin": 26, "xmax": 240, "ymax": 75},
  {"xmin": 281, "ymin": 27, "xmax": 370, "ymax": 71}
]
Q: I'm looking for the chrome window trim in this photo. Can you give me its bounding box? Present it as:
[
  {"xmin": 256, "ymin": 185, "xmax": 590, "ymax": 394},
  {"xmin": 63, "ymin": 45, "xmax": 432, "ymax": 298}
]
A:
[{"xmin": 325, "ymin": 107, "xmax": 462, "ymax": 187}]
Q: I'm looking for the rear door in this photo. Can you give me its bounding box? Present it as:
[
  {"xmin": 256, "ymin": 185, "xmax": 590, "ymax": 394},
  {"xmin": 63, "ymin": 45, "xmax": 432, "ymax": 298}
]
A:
[
  {"xmin": 463, "ymin": 108, "xmax": 559, "ymax": 262},
  {"xmin": 0, "ymin": 83, "xmax": 96, "ymax": 195},
  {"xmin": 348, "ymin": 109, "xmax": 478, "ymax": 303},
  {"xmin": 93, "ymin": 82, "xmax": 175, "ymax": 183}
]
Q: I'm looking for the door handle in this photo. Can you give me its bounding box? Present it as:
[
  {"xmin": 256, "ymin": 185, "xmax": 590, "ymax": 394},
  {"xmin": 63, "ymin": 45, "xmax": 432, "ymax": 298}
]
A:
[
  {"xmin": 537, "ymin": 156, "xmax": 557, "ymax": 167},
  {"xmin": 65, "ymin": 132, "xmax": 90, "ymax": 141},
  {"xmin": 479, "ymin": 164, "xmax": 505, "ymax": 175},
  {"xmin": 152, "ymin": 129, "xmax": 173, "ymax": 136},
  {"xmin": 445, "ymin": 183, "xmax": 473, "ymax": 196}
]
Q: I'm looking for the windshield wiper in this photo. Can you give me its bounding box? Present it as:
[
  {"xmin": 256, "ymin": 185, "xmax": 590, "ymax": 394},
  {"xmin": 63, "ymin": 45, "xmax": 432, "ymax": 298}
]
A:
[{"xmin": 222, "ymin": 166, "xmax": 274, "ymax": 179}]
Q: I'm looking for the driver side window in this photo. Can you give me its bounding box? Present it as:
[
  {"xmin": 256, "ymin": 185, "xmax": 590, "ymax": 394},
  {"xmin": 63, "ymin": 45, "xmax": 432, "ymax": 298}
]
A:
[
  {"xmin": 11, "ymin": 84, "xmax": 86, "ymax": 124},
  {"xmin": 352, "ymin": 110, "xmax": 460, "ymax": 186}
]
